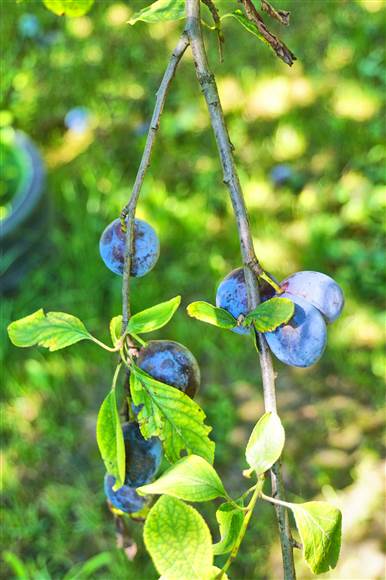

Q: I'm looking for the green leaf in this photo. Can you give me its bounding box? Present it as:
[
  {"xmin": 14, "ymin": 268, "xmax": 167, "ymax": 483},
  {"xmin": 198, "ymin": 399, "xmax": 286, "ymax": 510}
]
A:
[
  {"xmin": 128, "ymin": 296, "xmax": 181, "ymax": 335},
  {"xmin": 291, "ymin": 501, "xmax": 342, "ymax": 574},
  {"xmin": 96, "ymin": 390, "xmax": 125, "ymax": 489},
  {"xmin": 7, "ymin": 309, "xmax": 93, "ymax": 352},
  {"xmin": 222, "ymin": 9, "xmax": 269, "ymax": 46},
  {"xmin": 129, "ymin": 0, "xmax": 185, "ymax": 25},
  {"xmin": 245, "ymin": 412, "xmax": 285, "ymax": 475},
  {"xmin": 138, "ymin": 455, "xmax": 226, "ymax": 502},
  {"xmin": 43, "ymin": 0, "xmax": 94, "ymax": 17},
  {"xmin": 144, "ymin": 496, "xmax": 213, "ymax": 580},
  {"xmin": 244, "ymin": 297, "xmax": 294, "ymax": 332},
  {"xmin": 213, "ymin": 501, "xmax": 244, "ymax": 555},
  {"xmin": 130, "ymin": 365, "xmax": 215, "ymax": 465},
  {"xmin": 109, "ymin": 315, "xmax": 123, "ymax": 347},
  {"xmin": 187, "ymin": 301, "xmax": 236, "ymax": 329}
]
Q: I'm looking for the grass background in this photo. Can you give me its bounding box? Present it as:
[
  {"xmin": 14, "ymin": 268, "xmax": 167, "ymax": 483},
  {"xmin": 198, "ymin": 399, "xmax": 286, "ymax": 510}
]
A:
[{"xmin": 1, "ymin": 1, "xmax": 385, "ymax": 578}]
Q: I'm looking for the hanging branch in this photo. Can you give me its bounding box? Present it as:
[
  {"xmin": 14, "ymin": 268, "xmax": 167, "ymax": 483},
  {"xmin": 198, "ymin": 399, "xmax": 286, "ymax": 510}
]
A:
[
  {"xmin": 261, "ymin": 0, "xmax": 290, "ymax": 26},
  {"xmin": 240, "ymin": 0, "xmax": 295, "ymax": 65},
  {"xmin": 185, "ymin": 1, "xmax": 296, "ymax": 578},
  {"xmin": 120, "ymin": 33, "xmax": 189, "ymax": 330}
]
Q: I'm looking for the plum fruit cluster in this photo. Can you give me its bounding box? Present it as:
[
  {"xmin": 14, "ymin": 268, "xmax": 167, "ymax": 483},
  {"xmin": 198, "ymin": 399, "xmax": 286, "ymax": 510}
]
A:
[
  {"xmin": 99, "ymin": 217, "xmax": 159, "ymax": 277},
  {"xmin": 100, "ymin": 214, "xmax": 202, "ymax": 514},
  {"xmin": 216, "ymin": 268, "xmax": 344, "ymax": 368},
  {"xmin": 104, "ymin": 422, "xmax": 163, "ymax": 514}
]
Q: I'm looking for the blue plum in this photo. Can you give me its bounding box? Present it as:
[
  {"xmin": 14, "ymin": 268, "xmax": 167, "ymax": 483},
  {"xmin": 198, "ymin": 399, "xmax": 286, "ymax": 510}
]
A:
[
  {"xmin": 281, "ymin": 271, "xmax": 344, "ymax": 323},
  {"xmin": 99, "ymin": 218, "xmax": 159, "ymax": 277},
  {"xmin": 18, "ymin": 14, "xmax": 40, "ymax": 38},
  {"xmin": 215, "ymin": 268, "xmax": 275, "ymax": 334},
  {"xmin": 136, "ymin": 340, "xmax": 200, "ymax": 399},
  {"xmin": 270, "ymin": 164, "xmax": 293, "ymax": 186},
  {"xmin": 265, "ymin": 293, "xmax": 327, "ymax": 367},
  {"xmin": 123, "ymin": 422, "xmax": 163, "ymax": 488},
  {"xmin": 104, "ymin": 474, "xmax": 146, "ymax": 514},
  {"xmin": 64, "ymin": 107, "xmax": 90, "ymax": 134}
]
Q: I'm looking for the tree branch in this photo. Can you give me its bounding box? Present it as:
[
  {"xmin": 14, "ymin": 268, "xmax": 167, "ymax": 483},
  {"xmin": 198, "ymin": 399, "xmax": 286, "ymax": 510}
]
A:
[
  {"xmin": 240, "ymin": 0, "xmax": 295, "ymax": 66},
  {"xmin": 120, "ymin": 33, "xmax": 189, "ymax": 330},
  {"xmin": 261, "ymin": 0, "xmax": 290, "ymax": 26},
  {"xmin": 185, "ymin": 1, "xmax": 296, "ymax": 577}
]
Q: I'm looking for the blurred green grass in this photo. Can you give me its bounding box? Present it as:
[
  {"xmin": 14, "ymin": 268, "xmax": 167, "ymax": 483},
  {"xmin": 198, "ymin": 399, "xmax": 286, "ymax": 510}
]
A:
[{"xmin": 1, "ymin": 1, "xmax": 385, "ymax": 578}]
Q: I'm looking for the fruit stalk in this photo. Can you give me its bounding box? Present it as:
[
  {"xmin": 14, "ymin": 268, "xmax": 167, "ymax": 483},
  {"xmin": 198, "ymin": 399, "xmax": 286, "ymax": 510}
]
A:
[
  {"xmin": 185, "ymin": 1, "xmax": 296, "ymax": 577},
  {"xmin": 120, "ymin": 32, "xmax": 189, "ymax": 329}
]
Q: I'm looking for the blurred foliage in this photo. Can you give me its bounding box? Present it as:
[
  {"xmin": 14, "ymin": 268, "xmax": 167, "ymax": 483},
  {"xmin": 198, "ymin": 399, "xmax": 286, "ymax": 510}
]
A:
[{"xmin": 1, "ymin": 1, "xmax": 385, "ymax": 578}]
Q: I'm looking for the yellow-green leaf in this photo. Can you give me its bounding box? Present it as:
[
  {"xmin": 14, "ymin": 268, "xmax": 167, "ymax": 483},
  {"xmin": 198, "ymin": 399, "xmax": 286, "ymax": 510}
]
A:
[
  {"xmin": 144, "ymin": 496, "xmax": 213, "ymax": 580},
  {"xmin": 292, "ymin": 501, "xmax": 342, "ymax": 574},
  {"xmin": 96, "ymin": 390, "xmax": 125, "ymax": 489},
  {"xmin": 244, "ymin": 297, "xmax": 294, "ymax": 332},
  {"xmin": 43, "ymin": 0, "xmax": 94, "ymax": 17},
  {"xmin": 7, "ymin": 309, "xmax": 93, "ymax": 352},
  {"xmin": 245, "ymin": 412, "xmax": 285, "ymax": 474},
  {"xmin": 213, "ymin": 501, "xmax": 244, "ymax": 555},
  {"xmin": 138, "ymin": 455, "xmax": 226, "ymax": 502},
  {"xmin": 187, "ymin": 301, "xmax": 236, "ymax": 329},
  {"xmin": 128, "ymin": 296, "xmax": 181, "ymax": 334},
  {"xmin": 130, "ymin": 365, "xmax": 215, "ymax": 465}
]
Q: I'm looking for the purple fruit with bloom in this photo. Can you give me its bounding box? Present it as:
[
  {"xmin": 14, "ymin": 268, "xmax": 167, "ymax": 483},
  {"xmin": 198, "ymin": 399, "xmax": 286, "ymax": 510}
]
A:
[
  {"xmin": 280, "ymin": 271, "xmax": 344, "ymax": 323},
  {"xmin": 123, "ymin": 422, "xmax": 163, "ymax": 488},
  {"xmin": 104, "ymin": 474, "xmax": 146, "ymax": 514},
  {"xmin": 215, "ymin": 268, "xmax": 275, "ymax": 334},
  {"xmin": 137, "ymin": 340, "xmax": 200, "ymax": 399},
  {"xmin": 99, "ymin": 217, "xmax": 159, "ymax": 277},
  {"xmin": 265, "ymin": 293, "xmax": 327, "ymax": 367}
]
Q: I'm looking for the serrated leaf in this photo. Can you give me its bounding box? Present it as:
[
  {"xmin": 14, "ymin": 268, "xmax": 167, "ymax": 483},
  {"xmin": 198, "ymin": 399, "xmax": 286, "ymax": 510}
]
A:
[
  {"xmin": 138, "ymin": 455, "xmax": 226, "ymax": 502},
  {"xmin": 187, "ymin": 301, "xmax": 236, "ymax": 329},
  {"xmin": 109, "ymin": 315, "xmax": 123, "ymax": 346},
  {"xmin": 128, "ymin": 296, "xmax": 181, "ymax": 335},
  {"xmin": 43, "ymin": 0, "xmax": 94, "ymax": 17},
  {"xmin": 222, "ymin": 9, "xmax": 269, "ymax": 46},
  {"xmin": 130, "ymin": 365, "xmax": 215, "ymax": 465},
  {"xmin": 244, "ymin": 297, "xmax": 294, "ymax": 332},
  {"xmin": 213, "ymin": 501, "xmax": 244, "ymax": 555},
  {"xmin": 144, "ymin": 496, "xmax": 213, "ymax": 580},
  {"xmin": 7, "ymin": 309, "xmax": 93, "ymax": 352},
  {"xmin": 129, "ymin": 0, "xmax": 185, "ymax": 25},
  {"xmin": 291, "ymin": 501, "xmax": 342, "ymax": 574},
  {"xmin": 246, "ymin": 412, "xmax": 285, "ymax": 474},
  {"xmin": 96, "ymin": 390, "xmax": 125, "ymax": 489}
]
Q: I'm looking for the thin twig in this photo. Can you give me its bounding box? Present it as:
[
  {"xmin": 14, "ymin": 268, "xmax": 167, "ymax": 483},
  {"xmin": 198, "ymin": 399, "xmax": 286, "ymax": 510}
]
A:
[
  {"xmin": 261, "ymin": 0, "xmax": 290, "ymax": 26},
  {"xmin": 240, "ymin": 0, "xmax": 295, "ymax": 66},
  {"xmin": 185, "ymin": 1, "xmax": 296, "ymax": 578},
  {"xmin": 120, "ymin": 33, "xmax": 189, "ymax": 330},
  {"xmin": 201, "ymin": 0, "xmax": 224, "ymax": 62}
]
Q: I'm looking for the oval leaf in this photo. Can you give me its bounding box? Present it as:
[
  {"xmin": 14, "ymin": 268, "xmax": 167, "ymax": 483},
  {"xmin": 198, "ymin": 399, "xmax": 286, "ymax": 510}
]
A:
[
  {"xmin": 96, "ymin": 390, "xmax": 125, "ymax": 489},
  {"xmin": 138, "ymin": 455, "xmax": 226, "ymax": 502},
  {"xmin": 244, "ymin": 297, "xmax": 294, "ymax": 332},
  {"xmin": 131, "ymin": 366, "xmax": 215, "ymax": 465},
  {"xmin": 109, "ymin": 315, "xmax": 123, "ymax": 347},
  {"xmin": 213, "ymin": 501, "xmax": 244, "ymax": 555},
  {"xmin": 43, "ymin": 0, "xmax": 94, "ymax": 17},
  {"xmin": 144, "ymin": 496, "xmax": 213, "ymax": 580},
  {"xmin": 246, "ymin": 412, "xmax": 285, "ymax": 474},
  {"xmin": 292, "ymin": 501, "xmax": 342, "ymax": 574},
  {"xmin": 187, "ymin": 301, "xmax": 236, "ymax": 329},
  {"xmin": 128, "ymin": 296, "xmax": 181, "ymax": 335},
  {"xmin": 129, "ymin": 0, "xmax": 185, "ymax": 25},
  {"xmin": 7, "ymin": 309, "xmax": 93, "ymax": 352}
]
